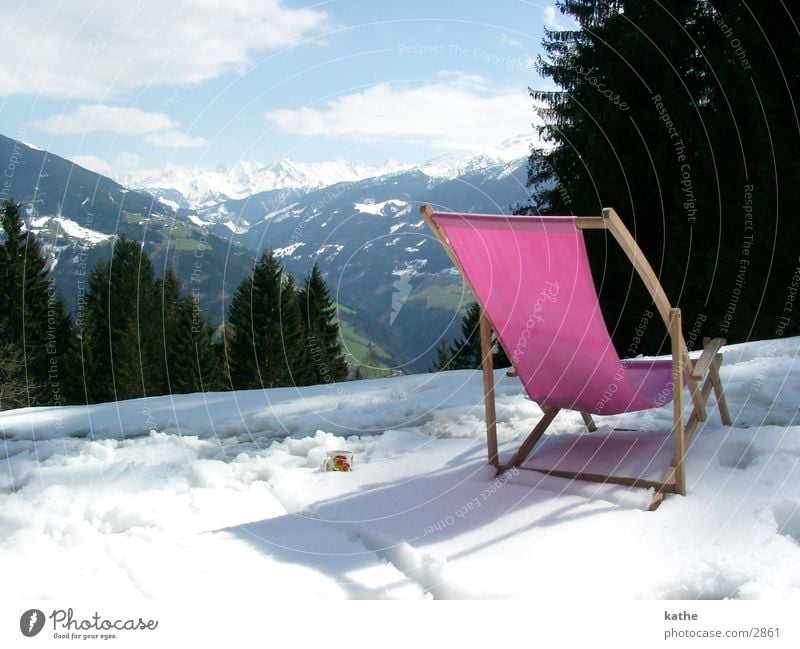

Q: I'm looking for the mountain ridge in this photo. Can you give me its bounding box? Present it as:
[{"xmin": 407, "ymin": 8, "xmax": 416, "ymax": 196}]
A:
[
  {"xmin": 123, "ymin": 134, "xmax": 531, "ymax": 210},
  {"xmin": 1, "ymin": 131, "xmax": 533, "ymax": 372}
]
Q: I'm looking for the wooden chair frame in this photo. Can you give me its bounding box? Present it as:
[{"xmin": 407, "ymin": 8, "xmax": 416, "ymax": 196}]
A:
[{"xmin": 421, "ymin": 205, "xmax": 732, "ymax": 510}]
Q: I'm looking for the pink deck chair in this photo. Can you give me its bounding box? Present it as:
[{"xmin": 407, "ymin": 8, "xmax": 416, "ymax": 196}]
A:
[{"xmin": 422, "ymin": 205, "xmax": 732, "ymax": 509}]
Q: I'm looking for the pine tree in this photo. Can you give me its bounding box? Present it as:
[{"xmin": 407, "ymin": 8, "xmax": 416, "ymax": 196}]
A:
[
  {"xmin": 83, "ymin": 258, "xmax": 112, "ymax": 402},
  {"xmin": 226, "ymin": 250, "xmax": 290, "ymax": 389},
  {"xmin": 0, "ymin": 200, "xmax": 80, "ymax": 407},
  {"xmin": 154, "ymin": 267, "xmax": 183, "ymax": 394},
  {"xmin": 493, "ymin": 335, "xmax": 511, "ymax": 369},
  {"xmin": 279, "ymin": 274, "xmax": 315, "ymax": 386},
  {"xmin": 446, "ymin": 302, "xmax": 512, "ymax": 371},
  {"xmin": 167, "ymin": 295, "xmax": 224, "ymax": 394},
  {"xmin": 300, "ymin": 263, "xmax": 348, "ymax": 384},
  {"xmin": 527, "ymin": 0, "xmax": 800, "ymax": 348},
  {"xmin": 431, "ymin": 339, "xmax": 452, "ymax": 371},
  {"xmin": 0, "ymin": 337, "xmax": 27, "ymax": 411},
  {"xmin": 148, "ymin": 266, "xmax": 222, "ymax": 395},
  {"xmin": 83, "ymin": 237, "xmax": 159, "ymax": 402},
  {"xmin": 448, "ymin": 303, "xmax": 482, "ymax": 369},
  {"xmin": 225, "ymin": 275, "xmax": 258, "ymax": 389},
  {"xmin": 43, "ymin": 291, "xmax": 83, "ymax": 405}
]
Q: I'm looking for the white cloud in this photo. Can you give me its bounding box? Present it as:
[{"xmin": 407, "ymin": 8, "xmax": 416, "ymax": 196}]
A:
[
  {"xmin": 500, "ymin": 34, "xmax": 522, "ymax": 48},
  {"xmin": 71, "ymin": 155, "xmax": 115, "ymax": 177},
  {"xmin": 144, "ymin": 131, "xmax": 207, "ymax": 149},
  {"xmin": 32, "ymin": 105, "xmax": 177, "ymax": 135},
  {"xmin": 265, "ymin": 82, "xmax": 534, "ymax": 152},
  {"xmin": 543, "ymin": 6, "xmax": 577, "ymax": 31},
  {"xmin": 435, "ymin": 70, "xmax": 486, "ymax": 88},
  {"xmin": 33, "ymin": 104, "xmax": 205, "ymax": 150},
  {"xmin": 0, "ymin": 0, "xmax": 329, "ymax": 99}
]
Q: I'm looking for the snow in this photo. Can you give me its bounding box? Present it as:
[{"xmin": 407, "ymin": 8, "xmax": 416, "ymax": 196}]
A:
[
  {"xmin": 187, "ymin": 214, "xmax": 209, "ymax": 227},
  {"xmin": 389, "ymin": 222, "xmax": 407, "ymax": 234},
  {"xmin": 157, "ymin": 197, "xmax": 180, "ymax": 212},
  {"xmin": 353, "ymin": 199, "xmax": 408, "ymax": 216},
  {"xmin": 54, "ymin": 216, "xmax": 113, "ymax": 244},
  {"xmin": 29, "ymin": 216, "xmax": 51, "ymax": 228},
  {"xmin": 262, "ymin": 202, "xmax": 301, "ymax": 221},
  {"xmin": 223, "ymin": 221, "xmax": 248, "ymax": 234},
  {"xmin": 419, "ymin": 134, "xmax": 530, "ymax": 179},
  {"xmin": 121, "ymin": 141, "xmax": 529, "ymax": 221},
  {"xmin": 274, "ymin": 242, "xmax": 306, "ymax": 258},
  {"xmin": 315, "ymin": 244, "xmax": 344, "ymax": 256},
  {"xmin": 125, "ymin": 159, "xmax": 409, "ymax": 209},
  {"xmin": 1, "ymin": 337, "xmax": 799, "ymax": 600}
]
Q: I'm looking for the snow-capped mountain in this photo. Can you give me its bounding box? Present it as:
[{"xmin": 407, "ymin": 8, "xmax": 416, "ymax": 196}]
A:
[
  {"xmin": 125, "ymin": 157, "xmax": 412, "ymax": 209},
  {"xmin": 417, "ymin": 134, "xmax": 532, "ymax": 178},
  {"xmin": 175, "ymin": 150, "xmax": 531, "ymax": 373},
  {"xmin": 124, "ymin": 135, "xmax": 531, "ymax": 210},
  {"xmin": 0, "ymin": 133, "xmax": 254, "ymax": 322},
  {"xmin": 2, "ymin": 131, "xmax": 532, "ymax": 372}
]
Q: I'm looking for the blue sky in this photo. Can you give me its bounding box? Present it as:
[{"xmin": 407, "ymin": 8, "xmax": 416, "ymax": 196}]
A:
[{"xmin": 0, "ymin": 1, "xmax": 574, "ymax": 176}]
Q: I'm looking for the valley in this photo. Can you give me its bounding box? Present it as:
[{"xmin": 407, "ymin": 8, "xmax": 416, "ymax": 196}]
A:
[{"xmin": 2, "ymin": 132, "xmax": 530, "ymax": 373}]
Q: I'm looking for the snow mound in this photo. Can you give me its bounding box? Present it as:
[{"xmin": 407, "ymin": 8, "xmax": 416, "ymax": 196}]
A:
[{"xmin": 1, "ymin": 337, "xmax": 799, "ymax": 599}]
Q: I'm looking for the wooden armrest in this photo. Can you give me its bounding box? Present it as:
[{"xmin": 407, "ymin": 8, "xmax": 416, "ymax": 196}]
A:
[{"xmin": 690, "ymin": 337, "xmax": 726, "ymax": 379}]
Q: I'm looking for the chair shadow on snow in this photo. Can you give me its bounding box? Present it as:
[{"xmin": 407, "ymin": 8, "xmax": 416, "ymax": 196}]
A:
[{"xmin": 218, "ymin": 443, "xmax": 647, "ymax": 598}]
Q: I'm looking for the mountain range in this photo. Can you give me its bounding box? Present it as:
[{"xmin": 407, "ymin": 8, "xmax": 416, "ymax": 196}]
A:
[
  {"xmin": 124, "ymin": 158, "xmax": 412, "ymax": 210},
  {"xmin": 1, "ymin": 132, "xmax": 532, "ymax": 373}
]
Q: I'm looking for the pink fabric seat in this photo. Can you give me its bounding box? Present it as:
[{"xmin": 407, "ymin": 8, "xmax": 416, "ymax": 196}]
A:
[{"xmin": 432, "ymin": 212, "xmax": 676, "ymax": 415}]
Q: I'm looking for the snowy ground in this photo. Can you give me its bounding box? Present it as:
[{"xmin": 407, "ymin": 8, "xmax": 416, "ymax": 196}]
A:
[{"xmin": 1, "ymin": 338, "xmax": 799, "ymax": 600}]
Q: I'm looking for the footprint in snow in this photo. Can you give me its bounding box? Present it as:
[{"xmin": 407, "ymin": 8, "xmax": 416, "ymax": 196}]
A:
[
  {"xmin": 773, "ymin": 500, "xmax": 800, "ymax": 544},
  {"xmin": 717, "ymin": 439, "xmax": 758, "ymax": 470}
]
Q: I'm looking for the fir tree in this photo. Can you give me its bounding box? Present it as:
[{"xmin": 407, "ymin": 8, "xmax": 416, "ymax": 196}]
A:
[
  {"xmin": 279, "ymin": 274, "xmax": 315, "ymax": 386},
  {"xmin": 146, "ymin": 266, "xmax": 224, "ymax": 395},
  {"xmin": 448, "ymin": 303, "xmax": 482, "ymax": 369},
  {"xmin": 431, "ymin": 339, "xmax": 452, "ymax": 371},
  {"xmin": 226, "ymin": 250, "xmax": 299, "ymax": 389},
  {"xmin": 0, "ymin": 337, "xmax": 28, "ymax": 411},
  {"xmin": 83, "ymin": 237, "xmax": 159, "ymax": 402},
  {"xmin": 493, "ymin": 335, "xmax": 511, "ymax": 369},
  {"xmin": 167, "ymin": 295, "xmax": 224, "ymax": 394},
  {"xmin": 225, "ymin": 275, "xmax": 258, "ymax": 389},
  {"xmin": 43, "ymin": 291, "xmax": 83, "ymax": 405},
  {"xmin": 446, "ymin": 303, "xmax": 512, "ymax": 370},
  {"xmin": 154, "ymin": 267, "xmax": 183, "ymax": 394},
  {"xmin": 527, "ymin": 0, "xmax": 800, "ymax": 348},
  {"xmin": 0, "ymin": 200, "xmax": 80, "ymax": 407},
  {"xmin": 299, "ymin": 263, "xmax": 348, "ymax": 384},
  {"xmin": 83, "ymin": 258, "xmax": 112, "ymax": 402}
]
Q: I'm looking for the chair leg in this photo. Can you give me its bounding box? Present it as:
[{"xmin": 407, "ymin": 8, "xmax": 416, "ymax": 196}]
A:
[
  {"xmin": 479, "ymin": 312, "xmax": 499, "ymax": 467},
  {"xmin": 648, "ymin": 491, "xmax": 666, "ymax": 511},
  {"xmin": 683, "ymin": 374, "xmax": 714, "ymax": 448},
  {"xmin": 685, "ymin": 372, "xmax": 707, "ymax": 422},
  {"xmin": 581, "ymin": 412, "xmax": 598, "ymax": 432},
  {"xmin": 506, "ymin": 406, "xmax": 560, "ymax": 469},
  {"xmin": 710, "ymin": 353, "xmax": 732, "ymax": 425},
  {"xmin": 670, "ymin": 309, "xmax": 687, "ymax": 496},
  {"xmin": 649, "ymin": 463, "xmax": 683, "ymax": 510},
  {"xmin": 648, "ymin": 474, "xmax": 681, "ymax": 510}
]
